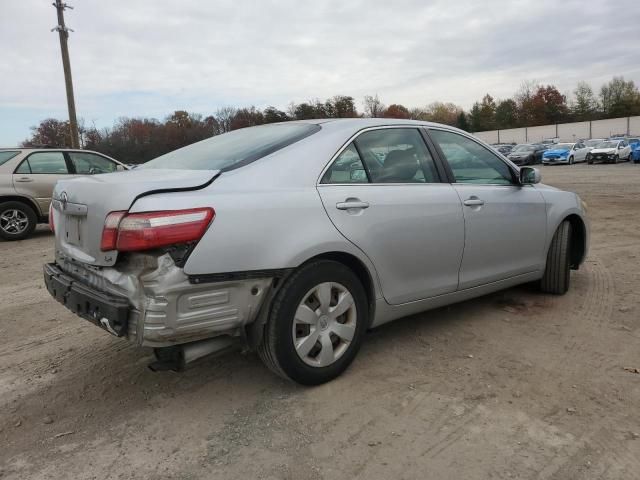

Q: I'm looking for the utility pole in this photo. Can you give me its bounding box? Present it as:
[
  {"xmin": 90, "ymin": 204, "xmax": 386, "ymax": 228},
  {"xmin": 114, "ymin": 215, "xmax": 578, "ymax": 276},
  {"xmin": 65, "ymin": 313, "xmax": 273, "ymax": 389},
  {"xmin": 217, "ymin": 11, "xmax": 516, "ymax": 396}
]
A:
[{"xmin": 52, "ymin": 0, "xmax": 79, "ymax": 148}]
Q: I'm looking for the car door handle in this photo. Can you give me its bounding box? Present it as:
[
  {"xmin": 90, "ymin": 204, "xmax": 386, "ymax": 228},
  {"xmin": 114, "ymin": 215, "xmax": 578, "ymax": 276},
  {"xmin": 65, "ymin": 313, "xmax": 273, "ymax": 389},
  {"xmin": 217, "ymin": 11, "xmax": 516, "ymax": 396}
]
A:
[
  {"xmin": 463, "ymin": 198, "xmax": 485, "ymax": 206},
  {"xmin": 15, "ymin": 177, "xmax": 34, "ymax": 183},
  {"xmin": 336, "ymin": 200, "xmax": 369, "ymax": 210}
]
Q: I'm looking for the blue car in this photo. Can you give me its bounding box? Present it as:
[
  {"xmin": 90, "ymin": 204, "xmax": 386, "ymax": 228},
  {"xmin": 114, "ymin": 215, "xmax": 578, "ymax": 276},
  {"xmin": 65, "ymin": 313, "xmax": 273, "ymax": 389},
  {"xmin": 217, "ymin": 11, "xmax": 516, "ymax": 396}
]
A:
[
  {"xmin": 631, "ymin": 143, "xmax": 640, "ymax": 163},
  {"xmin": 542, "ymin": 142, "xmax": 590, "ymax": 165}
]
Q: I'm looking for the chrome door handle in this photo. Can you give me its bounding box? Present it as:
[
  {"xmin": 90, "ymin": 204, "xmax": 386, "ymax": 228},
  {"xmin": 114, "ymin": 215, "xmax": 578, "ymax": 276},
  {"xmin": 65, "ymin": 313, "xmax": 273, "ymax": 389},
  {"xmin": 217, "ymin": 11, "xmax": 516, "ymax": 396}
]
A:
[
  {"xmin": 463, "ymin": 198, "xmax": 485, "ymax": 206},
  {"xmin": 15, "ymin": 177, "xmax": 34, "ymax": 183},
  {"xmin": 336, "ymin": 200, "xmax": 369, "ymax": 210}
]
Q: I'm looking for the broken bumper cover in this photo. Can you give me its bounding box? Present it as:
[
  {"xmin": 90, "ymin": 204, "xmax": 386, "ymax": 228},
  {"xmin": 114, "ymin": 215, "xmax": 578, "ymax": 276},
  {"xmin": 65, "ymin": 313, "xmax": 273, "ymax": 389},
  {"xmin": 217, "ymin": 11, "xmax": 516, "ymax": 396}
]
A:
[{"xmin": 44, "ymin": 262, "xmax": 130, "ymax": 336}]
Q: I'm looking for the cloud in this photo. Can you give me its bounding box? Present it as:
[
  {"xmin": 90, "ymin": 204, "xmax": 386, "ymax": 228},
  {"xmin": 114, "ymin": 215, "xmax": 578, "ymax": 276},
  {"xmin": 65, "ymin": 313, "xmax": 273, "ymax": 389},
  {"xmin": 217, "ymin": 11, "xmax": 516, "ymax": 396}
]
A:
[{"xmin": 1, "ymin": 0, "xmax": 638, "ymax": 144}]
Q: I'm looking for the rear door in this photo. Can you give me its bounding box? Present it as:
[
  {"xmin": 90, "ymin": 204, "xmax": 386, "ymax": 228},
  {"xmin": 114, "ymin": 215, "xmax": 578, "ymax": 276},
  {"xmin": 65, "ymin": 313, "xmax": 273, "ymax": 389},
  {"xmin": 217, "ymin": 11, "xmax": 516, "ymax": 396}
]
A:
[
  {"xmin": 427, "ymin": 128, "xmax": 547, "ymax": 290},
  {"xmin": 13, "ymin": 151, "xmax": 72, "ymax": 214},
  {"xmin": 317, "ymin": 127, "xmax": 465, "ymax": 305}
]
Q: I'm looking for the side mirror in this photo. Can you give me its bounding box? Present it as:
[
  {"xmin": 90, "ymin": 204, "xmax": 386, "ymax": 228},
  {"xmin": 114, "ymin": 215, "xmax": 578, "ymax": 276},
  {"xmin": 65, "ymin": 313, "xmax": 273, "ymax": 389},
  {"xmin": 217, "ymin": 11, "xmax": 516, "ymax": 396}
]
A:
[
  {"xmin": 116, "ymin": 164, "xmax": 126, "ymax": 171},
  {"xmin": 519, "ymin": 166, "xmax": 541, "ymax": 185}
]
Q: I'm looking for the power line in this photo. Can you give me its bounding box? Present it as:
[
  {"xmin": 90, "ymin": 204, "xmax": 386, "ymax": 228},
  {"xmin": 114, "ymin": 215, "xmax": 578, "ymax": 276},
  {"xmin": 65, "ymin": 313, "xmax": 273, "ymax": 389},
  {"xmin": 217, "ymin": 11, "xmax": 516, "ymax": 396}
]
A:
[{"xmin": 52, "ymin": 0, "xmax": 79, "ymax": 148}]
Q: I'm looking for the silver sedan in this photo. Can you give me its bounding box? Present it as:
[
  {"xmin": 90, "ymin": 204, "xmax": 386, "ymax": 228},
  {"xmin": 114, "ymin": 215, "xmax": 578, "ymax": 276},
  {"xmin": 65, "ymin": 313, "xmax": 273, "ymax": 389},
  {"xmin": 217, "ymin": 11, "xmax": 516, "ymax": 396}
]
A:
[{"xmin": 44, "ymin": 119, "xmax": 589, "ymax": 385}]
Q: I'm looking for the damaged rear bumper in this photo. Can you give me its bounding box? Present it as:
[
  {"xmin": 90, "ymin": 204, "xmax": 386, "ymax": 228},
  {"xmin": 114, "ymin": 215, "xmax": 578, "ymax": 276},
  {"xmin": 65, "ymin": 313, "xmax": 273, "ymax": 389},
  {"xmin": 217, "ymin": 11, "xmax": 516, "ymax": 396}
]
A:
[{"xmin": 44, "ymin": 253, "xmax": 274, "ymax": 348}]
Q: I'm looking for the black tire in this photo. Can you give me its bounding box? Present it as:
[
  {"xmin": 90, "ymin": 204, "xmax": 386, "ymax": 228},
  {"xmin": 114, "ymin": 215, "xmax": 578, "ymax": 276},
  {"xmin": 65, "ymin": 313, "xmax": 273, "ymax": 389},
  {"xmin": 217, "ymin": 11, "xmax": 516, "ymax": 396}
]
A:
[
  {"xmin": 257, "ymin": 260, "xmax": 368, "ymax": 385},
  {"xmin": 540, "ymin": 221, "xmax": 572, "ymax": 295},
  {"xmin": 613, "ymin": 154, "xmax": 619, "ymax": 164},
  {"xmin": 0, "ymin": 201, "xmax": 37, "ymax": 241},
  {"xmin": 568, "ymin": 156, "xmax": 574, "ymax": 165}
]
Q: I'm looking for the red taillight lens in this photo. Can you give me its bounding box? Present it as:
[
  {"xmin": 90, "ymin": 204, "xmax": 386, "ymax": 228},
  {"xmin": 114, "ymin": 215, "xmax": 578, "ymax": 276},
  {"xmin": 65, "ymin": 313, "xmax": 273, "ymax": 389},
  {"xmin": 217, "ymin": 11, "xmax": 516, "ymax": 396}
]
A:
[
  {"xmin": 100, "ymin": 208, "xmax": 214, "ymax": 252},
  {"xmin": 100, "ymin": 211, "xmax": 126, "ymax": 251},
  {"xmin": 48, "ymin": 203, "xmax": 55, "ymax": 232}
]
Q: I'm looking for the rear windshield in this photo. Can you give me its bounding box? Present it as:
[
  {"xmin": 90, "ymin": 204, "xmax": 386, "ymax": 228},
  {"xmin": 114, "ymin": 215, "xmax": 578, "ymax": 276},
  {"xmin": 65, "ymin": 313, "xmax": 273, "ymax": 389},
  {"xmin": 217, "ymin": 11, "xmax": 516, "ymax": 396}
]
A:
[
  {"xmin": 139, "ymin": 123, "xmax": 320, "ymax": 171},
  {"xmin": 0, "ymin": 150, "xmax": 20, "ymax": 167}
]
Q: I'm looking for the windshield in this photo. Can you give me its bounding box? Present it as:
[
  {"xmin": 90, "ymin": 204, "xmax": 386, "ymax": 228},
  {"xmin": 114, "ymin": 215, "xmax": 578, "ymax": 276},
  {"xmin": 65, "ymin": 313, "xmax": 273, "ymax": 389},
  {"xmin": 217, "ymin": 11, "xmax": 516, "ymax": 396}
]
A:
[
  {"xmin": 512, "ymin": 145, "xmax": 534, "ymax": 152},
  {"xmin": 0, "ymin": 150, "xmax": 20, "ymax": 167},
  {"xmin": 597, "ymin": 141, "xmax": 618, "ymax": 148},
  {"xmin": 553, "ymin": 143, "xmax": 574, "ymax": 150},
  {"xmin": 585, "ymin": 139, "xmax": 602, "ymax": 147},
  {"xmin": 140, "ymin": 123, "xmax": 320, "ymax": 171}
]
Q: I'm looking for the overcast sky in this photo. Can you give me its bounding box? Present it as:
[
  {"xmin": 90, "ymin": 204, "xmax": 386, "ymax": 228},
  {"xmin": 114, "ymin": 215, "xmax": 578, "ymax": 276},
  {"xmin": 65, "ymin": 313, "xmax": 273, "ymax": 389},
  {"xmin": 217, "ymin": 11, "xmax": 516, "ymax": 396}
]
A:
[{"xmin": 1, "ymin": 0, "xmax": 639, "ymax": 145}]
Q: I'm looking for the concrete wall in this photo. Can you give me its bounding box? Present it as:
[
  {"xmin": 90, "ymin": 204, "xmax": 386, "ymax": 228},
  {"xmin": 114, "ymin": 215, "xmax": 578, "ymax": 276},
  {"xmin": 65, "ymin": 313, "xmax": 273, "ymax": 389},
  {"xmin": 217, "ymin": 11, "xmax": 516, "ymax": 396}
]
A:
[{"xmin": 473, "ymin": 115, "xmax": 639, "ymax": 144}]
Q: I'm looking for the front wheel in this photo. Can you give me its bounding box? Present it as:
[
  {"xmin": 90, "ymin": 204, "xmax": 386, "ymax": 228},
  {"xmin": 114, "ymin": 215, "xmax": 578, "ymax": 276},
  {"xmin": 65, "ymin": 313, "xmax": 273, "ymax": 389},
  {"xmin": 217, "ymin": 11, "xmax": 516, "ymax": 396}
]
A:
[
  {"xmin": 568, "ymin": 156, "xmax": 574, "ymax": 165},
  {"xmin": 613, "ymin": 154, "xmax": 619, "ymax": 164},
  {"xmin": 540, "ymin": 221, "xmax": 572, "ymax": 295},
  {"xmin": 257, "ymin": 260, "xmax": 368, "ymax": 385},
  {"xmin": 0, "ymin": 201, "xmax": 37, "ymax": 241}
]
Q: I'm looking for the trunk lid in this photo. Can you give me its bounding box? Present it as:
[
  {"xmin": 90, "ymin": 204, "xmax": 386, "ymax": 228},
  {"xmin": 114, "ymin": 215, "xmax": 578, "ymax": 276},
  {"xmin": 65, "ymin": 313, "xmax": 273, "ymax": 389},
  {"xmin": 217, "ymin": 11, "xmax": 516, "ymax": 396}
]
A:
[{"xmin": 52, "ymin": 168, "xmax": 219, "ymax": 266}]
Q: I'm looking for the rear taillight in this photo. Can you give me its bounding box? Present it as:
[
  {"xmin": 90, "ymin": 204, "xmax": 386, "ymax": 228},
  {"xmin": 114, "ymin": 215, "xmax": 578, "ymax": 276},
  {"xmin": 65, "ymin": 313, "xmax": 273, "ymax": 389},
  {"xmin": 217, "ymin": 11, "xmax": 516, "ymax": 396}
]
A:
[
  {"xmin": 100, "ymin": 208, "xmax": 214, "ymax": 252},
  {"xmin": 100, "ymin": 211, "xmax": 126, "ymax": 251},
  {"xmin": 48, "ymin": 203, "xmax": 55, "ymax": 232}
]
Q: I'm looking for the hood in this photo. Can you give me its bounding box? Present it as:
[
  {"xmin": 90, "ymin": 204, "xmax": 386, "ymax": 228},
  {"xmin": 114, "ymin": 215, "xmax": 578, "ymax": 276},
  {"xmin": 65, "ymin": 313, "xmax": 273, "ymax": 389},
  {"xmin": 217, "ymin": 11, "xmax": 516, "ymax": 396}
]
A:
[
  {"xmin": 508, "ymin": 151, "xmax": 531, "ymax": 158},
  {"xmin": 543, "ymin": 148, "xmax": 570, "ymax": 156},
  {"xmin": 590, "ymin": 148, "xmax": 617, "ymax": 154},
  {"xmin": 52, "ymin": 168, "xmax": 219, "ymax": 266}
]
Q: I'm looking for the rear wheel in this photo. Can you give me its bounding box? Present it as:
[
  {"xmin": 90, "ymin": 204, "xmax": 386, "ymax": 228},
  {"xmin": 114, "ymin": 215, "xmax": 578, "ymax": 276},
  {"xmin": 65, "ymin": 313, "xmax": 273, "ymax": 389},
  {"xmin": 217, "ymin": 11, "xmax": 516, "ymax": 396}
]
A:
[
  {"xmin": 257, "ymin": 260, "xmax": 368, "ymax": 385},
  {"xmin": 0, "ymin": 201, "xmax": 37, "ymax": 241},
  {"xmin": 540, "ymin": 221, "xmax": 572, "ymax": 295}
]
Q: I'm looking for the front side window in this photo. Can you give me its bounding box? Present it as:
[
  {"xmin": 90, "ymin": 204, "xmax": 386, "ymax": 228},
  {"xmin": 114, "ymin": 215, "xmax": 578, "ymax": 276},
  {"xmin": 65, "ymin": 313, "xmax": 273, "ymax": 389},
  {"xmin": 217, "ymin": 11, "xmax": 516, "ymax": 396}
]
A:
[
  {"xmin": 354, "ymin": 128, "xmax": 439, "ymax": 183},
  {"xmin": 429, "ymin": 129, "xmax": 514, "ymax": 185},
  {"xmin": 16, "ymin": 152, "xmax": 69, "ymax": 174},
  {"xmin": 321, "ymin": 143, "xmax": 368, "ymax": 184},
  {"xmin": 140, "ymin": 123, "xmax": 320, "ymax": 172},
  {"xmin": 68, "ymin": 152, "xmax": 118, "ymax": 174}
]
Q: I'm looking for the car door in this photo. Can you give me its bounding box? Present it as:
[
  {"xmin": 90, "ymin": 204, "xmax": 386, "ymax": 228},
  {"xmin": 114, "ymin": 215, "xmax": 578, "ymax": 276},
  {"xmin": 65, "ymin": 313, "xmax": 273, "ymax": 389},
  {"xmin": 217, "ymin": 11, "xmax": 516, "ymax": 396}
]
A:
[
  {"xmin": 12, "ymin": 151, "xmax": 72, "ymax": 214},
  {"xmin": 317, "ymin": 127, "xmax": 465, "ymax": 305},
  {"xmin": 574, "ymin": 142, "xmax": 587, "ymax": 162},
  {"xmin": 427, "ymin": 128, "xmax": 548, "ymax": 290}
]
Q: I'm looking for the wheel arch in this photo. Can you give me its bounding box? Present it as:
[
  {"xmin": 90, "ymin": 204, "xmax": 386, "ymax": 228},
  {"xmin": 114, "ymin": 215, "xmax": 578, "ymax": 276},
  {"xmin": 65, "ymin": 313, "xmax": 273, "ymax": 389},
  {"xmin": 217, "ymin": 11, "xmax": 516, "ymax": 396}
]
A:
[
  {"xmin": 299, "ymin": 251, "xmax": 377, "ymax": 326},
  {"xmin": 563, "ymin": 214, "xmax": 587, "ymax": 269},
  {"xmin": 0, "ymin": 195, "xmax": 42, "ymax": 218}
]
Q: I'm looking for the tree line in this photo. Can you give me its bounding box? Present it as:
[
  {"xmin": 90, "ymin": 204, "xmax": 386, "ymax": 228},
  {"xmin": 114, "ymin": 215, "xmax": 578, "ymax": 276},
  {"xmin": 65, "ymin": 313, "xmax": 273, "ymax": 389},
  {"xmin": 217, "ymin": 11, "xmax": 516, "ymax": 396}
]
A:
[{"xmin": 22, "ymin": 76, "xmax": 640, "ymax": 164}]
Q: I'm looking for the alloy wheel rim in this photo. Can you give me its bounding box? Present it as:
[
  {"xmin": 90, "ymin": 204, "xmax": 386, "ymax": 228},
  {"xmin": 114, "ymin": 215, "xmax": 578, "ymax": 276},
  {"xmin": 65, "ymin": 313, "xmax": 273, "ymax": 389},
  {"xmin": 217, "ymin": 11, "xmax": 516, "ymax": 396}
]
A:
[
  {"xmin": 0, "ymin": 209, "xmax": 29, "ymax": 234},
  {"xmin": 292, "ymin": 282, "xmax": 357, "ymax": 368}
]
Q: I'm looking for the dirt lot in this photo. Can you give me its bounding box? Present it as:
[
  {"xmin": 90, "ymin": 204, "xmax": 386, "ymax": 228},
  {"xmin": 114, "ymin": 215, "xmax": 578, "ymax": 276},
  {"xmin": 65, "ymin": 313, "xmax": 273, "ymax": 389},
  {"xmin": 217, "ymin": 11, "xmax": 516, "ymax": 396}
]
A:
[{"xmin": 1, "ymin": 163, "xmax": 639, "ymax": 479}]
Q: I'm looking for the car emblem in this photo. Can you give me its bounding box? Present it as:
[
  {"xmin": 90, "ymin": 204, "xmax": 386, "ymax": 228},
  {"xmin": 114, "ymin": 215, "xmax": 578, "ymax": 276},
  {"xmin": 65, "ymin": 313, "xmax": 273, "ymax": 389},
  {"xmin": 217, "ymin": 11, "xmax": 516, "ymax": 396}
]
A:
[{"xmin": 60, "ymin": 192, "xmax": 68, "ymax": 211}]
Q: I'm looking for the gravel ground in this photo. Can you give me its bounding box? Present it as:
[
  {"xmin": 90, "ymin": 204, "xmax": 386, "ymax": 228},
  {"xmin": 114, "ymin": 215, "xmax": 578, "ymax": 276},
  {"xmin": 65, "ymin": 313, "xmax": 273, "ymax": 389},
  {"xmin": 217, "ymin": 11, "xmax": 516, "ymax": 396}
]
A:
[{"xmin": 1, "ymin": 163, "xmax": 639, "ymax": 479}]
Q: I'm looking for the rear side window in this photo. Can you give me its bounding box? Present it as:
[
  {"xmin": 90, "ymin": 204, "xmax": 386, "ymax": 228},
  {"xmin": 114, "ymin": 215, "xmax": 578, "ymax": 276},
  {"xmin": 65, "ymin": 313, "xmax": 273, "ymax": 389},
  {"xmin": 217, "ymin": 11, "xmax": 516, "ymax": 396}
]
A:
[
  {"xmin": 0, "ymin": 151, "xmax": 20, "ymax": 167},
  {"xmin": 16, "ymin": 152, "xmax": 69, "ymax": 174},
  {"xmin": 321, "ymin": 144, "xmax": 368, "ymax": 184},
  {"xmin": 139, "ymin": 123, "xmax": 320, "ymax": 172}
]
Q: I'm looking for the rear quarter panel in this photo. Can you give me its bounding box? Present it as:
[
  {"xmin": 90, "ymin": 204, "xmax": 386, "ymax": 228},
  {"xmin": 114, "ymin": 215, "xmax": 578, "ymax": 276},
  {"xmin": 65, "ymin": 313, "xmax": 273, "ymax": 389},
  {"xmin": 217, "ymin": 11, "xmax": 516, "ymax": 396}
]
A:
[{"xmin": 130, "ymin": 176, "xmax": 383, "ymax": 297}]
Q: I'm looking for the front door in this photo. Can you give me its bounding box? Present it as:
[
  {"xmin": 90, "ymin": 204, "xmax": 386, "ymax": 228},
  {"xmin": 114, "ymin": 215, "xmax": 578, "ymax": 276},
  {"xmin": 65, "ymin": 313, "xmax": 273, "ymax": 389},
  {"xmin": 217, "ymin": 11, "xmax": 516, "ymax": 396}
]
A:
[
  {"xmin": 428, "ymin": 128, "xmax": 547, "ymax": 290},
  {"xmin": 317, "ymin": 128, "xmax": 465, "ymax": 305}
]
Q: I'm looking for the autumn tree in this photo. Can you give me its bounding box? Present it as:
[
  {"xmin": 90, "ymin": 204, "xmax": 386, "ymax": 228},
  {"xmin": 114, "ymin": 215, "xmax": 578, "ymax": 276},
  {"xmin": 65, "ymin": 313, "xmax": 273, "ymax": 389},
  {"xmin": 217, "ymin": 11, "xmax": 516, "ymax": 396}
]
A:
[
  {"xmin": 495, "ymin": 99, "xmax": 518, "ymax": 129},
  {"xmin": 600, "ymin": 77, "xmax": 640, "ymax": 118},
  {"xmin": 424, "ymin": 102, "xmax": 462, "ymax": 125},
  {"xmin": 23, "ymin": 118, "xmax": 73, "ymax": 147},
  {"xmin": 382, "ymin": 104, "xmax": 411, "ymax": 119},
  {"xmin": 263, "ymin": 107, "xmax": 289, "ymax": 123},
  {"xmin": 363, "ymin": 94, "xmax": 385, "ymax": 118},
  {"xmin": 529, "ymin": 85, "xmax": 569, "ymax": 125},
  {"xmin": 572, "ymin": 81, "xmax": 598, "ymax": 121}
]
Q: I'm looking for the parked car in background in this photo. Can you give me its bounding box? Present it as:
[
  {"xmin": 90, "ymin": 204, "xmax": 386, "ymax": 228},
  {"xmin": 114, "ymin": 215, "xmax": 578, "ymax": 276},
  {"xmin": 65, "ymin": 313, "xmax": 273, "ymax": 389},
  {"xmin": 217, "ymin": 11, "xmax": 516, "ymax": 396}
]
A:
[
  {"xmin": 586, "ymin": 140, "xmax": 631, "ymax": 164},
  {"xmin": 492, "ymin": 144, "xmax": 514, "ymax": 156},
  {"xmin": 631, "ymin": 142, "xmax": 640, "ymax": 163},
  {"xmin": 0, "ymin": 148, "xmax": 127, "ymax": 240},
  {"xmin": 507, "ymin": 144, "xmax": 547, "ymax": 165},
  {"xmin": 542, "ymin": 142, "xmax": 590, "ymax": 165},
  {"xmin": 43, "ymin": 119, "xmax": 588, "ymax": 385}
]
